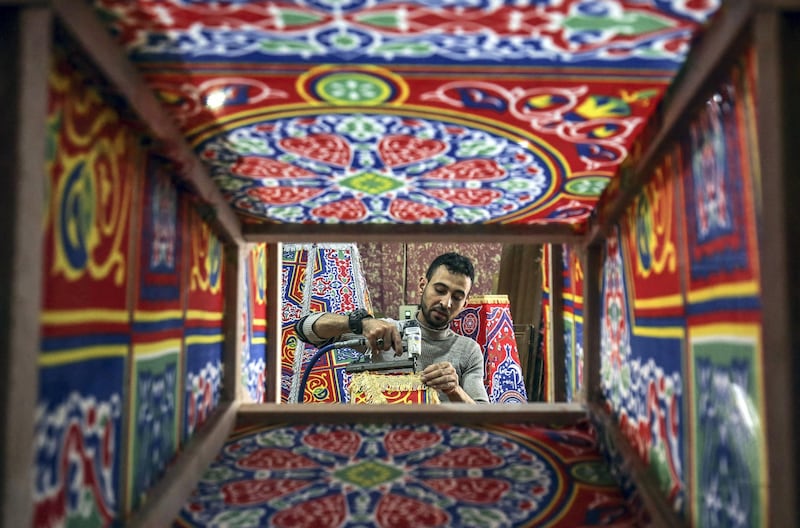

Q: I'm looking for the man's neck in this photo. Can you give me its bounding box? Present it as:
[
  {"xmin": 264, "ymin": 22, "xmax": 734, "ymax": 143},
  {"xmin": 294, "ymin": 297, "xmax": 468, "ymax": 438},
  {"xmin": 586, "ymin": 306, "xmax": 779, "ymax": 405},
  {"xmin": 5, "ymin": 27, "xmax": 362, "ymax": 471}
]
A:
[
  {"xmin": 416, "ymin": 315, "xmax": 451, "ymax": 336},
  {"xmin": 415, "ymin": 313, "xmax": 445, "ymax": 331}
]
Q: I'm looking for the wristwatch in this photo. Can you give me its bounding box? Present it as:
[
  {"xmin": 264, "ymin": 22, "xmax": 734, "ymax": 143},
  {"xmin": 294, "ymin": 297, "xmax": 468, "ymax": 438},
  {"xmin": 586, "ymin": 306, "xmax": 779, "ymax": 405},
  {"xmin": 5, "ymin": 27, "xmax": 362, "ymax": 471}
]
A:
[{"xmin": 347, "ymin": 309, "xmax": 373, "ymax": 334}]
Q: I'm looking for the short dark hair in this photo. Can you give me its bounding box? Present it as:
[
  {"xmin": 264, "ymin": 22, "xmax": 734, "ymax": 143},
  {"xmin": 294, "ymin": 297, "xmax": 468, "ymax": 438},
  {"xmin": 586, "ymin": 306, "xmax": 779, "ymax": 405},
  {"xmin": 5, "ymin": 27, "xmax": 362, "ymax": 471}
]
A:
[{"xmin": 426, "ymin": 252, "xmax": 475, "ymax": 283}]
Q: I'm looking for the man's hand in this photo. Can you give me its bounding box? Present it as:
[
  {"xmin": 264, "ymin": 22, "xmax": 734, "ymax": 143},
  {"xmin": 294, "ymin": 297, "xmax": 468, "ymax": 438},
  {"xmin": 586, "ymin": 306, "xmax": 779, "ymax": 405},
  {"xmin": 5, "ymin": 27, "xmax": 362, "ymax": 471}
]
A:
[
  {"xmin": 361, "ymin": 318, "xmax": 403, "ymax": 355},
  {"xmin": 420, "ymin": 362, "xmax": 474, "ymax": 403}
]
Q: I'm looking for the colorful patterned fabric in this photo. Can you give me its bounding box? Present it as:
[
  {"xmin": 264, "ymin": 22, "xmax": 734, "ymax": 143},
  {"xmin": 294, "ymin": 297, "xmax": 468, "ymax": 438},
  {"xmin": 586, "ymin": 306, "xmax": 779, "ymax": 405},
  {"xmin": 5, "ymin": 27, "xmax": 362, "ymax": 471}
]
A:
[
  {"xmin": 36, "ymin": 52, "xmax": 137, "ymax": 525},
  {"xmin": 563, "ymin": 245, "xmax": 585, "ymax": 402},
  {"xmin": 175, "ymin": 420, "xmax": 642, "ymax": 527},
  {"xmin": 184, "ymin": 208, "xmax": 225, "ymax": 441},
  {"xmin": 242, "ymin": 244, "xmax": 267, "ymax": 402},
  {"xmin": 91, "ymin": 1, "xmax": 720, "ymax": 229},
  {"xmin": 35, "ymin": 46, "xmax": 230, "ymax": 525},
  {"xmin": 598, "ymin": 52, "xmax": 765, "ymax": 525},
  {"xmin": 280, "ymin": 244, "xmax": 309, "ymax": 402},
  {"xmin": 348, "ymin": 373, "xmax": 440, "ymax": 405},
  {"xmin": 541, "ymin": 244, "xmax": 554, "ymax": 401},
  {"xmin": 680, "ymin": 54, "xmax": 764, "ymax": 527},
  {"xmin": 127, "ymin": 158, "xmax": 186, "ymax": 512},
  {"xmin": 541, "ymin": 245, "xmax": 585, "ymax": 402},
  {"xmin": 451, "ymin": 295, "xmax": 528, "ymax": 403},
  {"xmin": 280, "ymin": 244, "xmax": 373, "ymax": 403}
]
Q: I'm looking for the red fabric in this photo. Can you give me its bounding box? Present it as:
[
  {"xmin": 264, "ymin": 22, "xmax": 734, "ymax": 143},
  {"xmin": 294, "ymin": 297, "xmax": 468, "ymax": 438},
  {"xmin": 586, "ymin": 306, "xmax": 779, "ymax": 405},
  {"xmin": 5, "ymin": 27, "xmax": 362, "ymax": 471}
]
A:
[{"xmin": 451, "ymin": 295, "xmax": 528, "ymax": 402}]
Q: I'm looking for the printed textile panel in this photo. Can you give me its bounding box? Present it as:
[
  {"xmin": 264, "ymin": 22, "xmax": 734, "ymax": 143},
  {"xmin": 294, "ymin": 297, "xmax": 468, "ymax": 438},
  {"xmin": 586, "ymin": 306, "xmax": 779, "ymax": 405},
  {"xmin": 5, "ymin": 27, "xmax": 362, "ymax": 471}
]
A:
[
  {"xmin": 134, "ymin": 158, "xmax": 184, "ymax": 311},
  {"xmin": 678, "ymin": 55, "xmax": 765, "ymax": 527},
  {"xmin": 93, "ymin": 2, "xmax": 720, "ymax": 227},
  {"xmin": 281, "ymin": 244, "xmax": 373, "ymax": 403},
  {"xmin": 175, "ymin": 420, "xmax": 642, "ymax": 527},
  {"xmin": 562, "ymin": 246, "xmax": 573, "ymax": 402},
  {"xmin": 36, "ymin": 48, "xmax": 138, "ymax": 527},
  {"xmin": 541, "ymin": 244, "xmax": 553, "ymax": 402},
  {"xmin": 242, "ymin": 243, "xmax": 267, "ymax": 403},
  {"xmin": 562, "ymin": 246, "xmax": 575, "ymax": 402},
  {"xmin": 602, "ymin": 218, "xmax": 687, "ymax": 514},
  {"xmin": 183, "ymin": 206, "xmax": 225, "ymax": 442},
  {"xmin": 617, "ymin": 149, "xmax": 688, "ymax": 512},
  {"xmin": 451, "ymin": 295, "xmax": 528, "ymax": 403},
  {"xmin": 689, "ymin": 328, "xmax": 764, "ymax": 527},
  {"xmin": 129, "ymin": 157, "xmax": 185, "ymax": 512},
  {"xmin": 681, "ymin": 59, "xmax": 760, "ymax": 301},
  {"xmin": 348, "ymin": 373, "xmax": 440, "ymax": 405},
  {"xmin": 280, "ymin": 244, "xmax": 309, "ymax": 402},
  {"xmin": 35, "ymin": 359, "xmax": 125, "ymax": 528},
  {"xmin": 564, "ymin": 246, "xmax": 585, "ymax": 402},
  {"xmin": 564, "ymin": 315, "xmax": 576, "ymax": 402},
  {"xmin": 129, "ymin": 351, "xmax": 180, "ymax": 512}
]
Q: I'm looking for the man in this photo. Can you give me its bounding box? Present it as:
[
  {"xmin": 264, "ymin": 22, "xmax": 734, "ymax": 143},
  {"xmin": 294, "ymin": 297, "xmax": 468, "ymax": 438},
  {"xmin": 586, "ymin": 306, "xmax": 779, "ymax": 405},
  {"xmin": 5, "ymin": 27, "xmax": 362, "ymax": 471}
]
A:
[{"xmin": 294, "ymin": 252, "xmax": 489, "ymax": 403}]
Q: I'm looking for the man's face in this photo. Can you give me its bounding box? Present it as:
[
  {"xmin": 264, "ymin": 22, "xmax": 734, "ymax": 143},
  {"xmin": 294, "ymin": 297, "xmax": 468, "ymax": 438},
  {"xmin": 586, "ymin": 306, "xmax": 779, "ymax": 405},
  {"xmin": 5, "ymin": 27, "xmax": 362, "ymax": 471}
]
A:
[{"xmin": 418, "ymin": 265, "xmax": 472, "ymax": 329}]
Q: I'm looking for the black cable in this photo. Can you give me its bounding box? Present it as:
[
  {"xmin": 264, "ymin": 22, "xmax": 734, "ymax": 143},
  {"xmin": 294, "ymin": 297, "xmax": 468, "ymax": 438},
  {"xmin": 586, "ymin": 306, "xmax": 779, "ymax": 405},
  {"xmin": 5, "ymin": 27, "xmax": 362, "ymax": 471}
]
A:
[{"xmin": 298, "ymin": 338, "xmax": 366, "ymax": 402}]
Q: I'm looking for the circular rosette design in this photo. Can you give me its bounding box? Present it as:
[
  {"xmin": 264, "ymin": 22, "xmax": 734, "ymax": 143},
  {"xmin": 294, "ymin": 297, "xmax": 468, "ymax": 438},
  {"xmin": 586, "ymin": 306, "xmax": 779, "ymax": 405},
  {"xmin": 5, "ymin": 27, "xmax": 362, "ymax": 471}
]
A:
[
  {"xmin": 450, "ymin": 306, "xmax": 480, "ymax": 340},
  {"xmin": 298, "ymin": 65, "xmax": 409, "ymax": 106},
  {"xmin": 176, "ymin": 422, "xmax": 580, "ymax": 527},
  {"xmin": 199, "ymin": 112, "xmax": 567, "ymax": 224}
]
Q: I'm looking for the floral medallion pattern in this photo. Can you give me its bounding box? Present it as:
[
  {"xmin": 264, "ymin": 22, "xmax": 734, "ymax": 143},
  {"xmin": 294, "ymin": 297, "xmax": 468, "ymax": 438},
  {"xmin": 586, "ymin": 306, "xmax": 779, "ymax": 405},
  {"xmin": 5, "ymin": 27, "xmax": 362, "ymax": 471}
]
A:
[
  {"xmin": 176, "ymin": 421, "xmax": 639, "ymax": 527},
  {"xmin": 202, "ymin": 112, "xmax": 567, "ymax": 224},
  {"xmin": 90, "ymin": 0, "xmax": 721, "ymax": 228}
]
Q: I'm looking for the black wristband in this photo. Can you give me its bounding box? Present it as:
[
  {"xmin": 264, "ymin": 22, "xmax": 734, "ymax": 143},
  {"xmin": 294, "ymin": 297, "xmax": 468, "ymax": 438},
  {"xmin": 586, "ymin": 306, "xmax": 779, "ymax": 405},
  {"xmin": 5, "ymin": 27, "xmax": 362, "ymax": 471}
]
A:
[{"xmin": 347, "ymin": 309, "xmax": 372, "ymax": 334}]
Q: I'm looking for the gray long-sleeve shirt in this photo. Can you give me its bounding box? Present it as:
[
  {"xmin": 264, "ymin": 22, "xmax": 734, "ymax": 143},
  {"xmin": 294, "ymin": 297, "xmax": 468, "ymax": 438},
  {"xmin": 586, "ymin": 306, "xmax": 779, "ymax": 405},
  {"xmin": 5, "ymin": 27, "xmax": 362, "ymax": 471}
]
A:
[{"xmin": 296, "ymin": 313, "xmax": 489, "ymax": 403}]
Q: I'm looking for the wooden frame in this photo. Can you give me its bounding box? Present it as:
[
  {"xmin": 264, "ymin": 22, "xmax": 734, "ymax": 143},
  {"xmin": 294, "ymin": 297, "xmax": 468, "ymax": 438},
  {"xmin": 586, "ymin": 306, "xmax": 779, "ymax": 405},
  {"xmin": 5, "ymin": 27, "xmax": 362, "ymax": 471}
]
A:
[
  {"xmin": 237, "ymin": 402, "xmax": 587, "ymax": 427},
  {"xmin": 581, "ymin": 242, "xmax": 603, "ymax": 404},
  {"xmin": 754, "ymin": 6, "xmax": 800, "ymax": 525},
  {"xmin": 222, "ymin": 244, "xmax": 246, "ymax": 402},
  {"xmin": 243, "ymin": 223, "xmax": 585, "ymax": 245},
  {"xmin": 3, "ymin": 0, "xmax": 796, "ymax": 526},
  {"xmin": 0, "ymin": 6, "xmax": 51, "ymax": 526}
]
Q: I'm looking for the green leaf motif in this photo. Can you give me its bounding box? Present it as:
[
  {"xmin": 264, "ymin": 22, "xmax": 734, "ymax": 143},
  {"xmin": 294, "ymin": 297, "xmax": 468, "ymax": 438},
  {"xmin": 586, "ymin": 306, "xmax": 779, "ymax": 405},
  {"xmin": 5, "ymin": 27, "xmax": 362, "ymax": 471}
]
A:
[
  {"xmin": 275, "ymin": 9, "xmax": 325, "ymax": 27},
  {"xmin": 565, "ymin": 12, "xmax": 672, "ymax": 36},
  {"xmin": 372, "ymin": 42, "xmax": 435, "ymax": 56},
  {"xmin": 355, "ymin": 13, "xmax": 402, "ymax": 29},
  {"xmin": 260, "ymin": 39, "xmax": 322, "ymax": 53}
]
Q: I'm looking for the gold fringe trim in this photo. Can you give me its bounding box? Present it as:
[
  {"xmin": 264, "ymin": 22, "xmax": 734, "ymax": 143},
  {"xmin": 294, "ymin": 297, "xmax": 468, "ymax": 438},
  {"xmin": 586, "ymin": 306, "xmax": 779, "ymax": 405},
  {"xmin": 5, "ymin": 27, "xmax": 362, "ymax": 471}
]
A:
[{"xmin": 348, "ymin": 372, "xmax": 440, "ymax": 405}]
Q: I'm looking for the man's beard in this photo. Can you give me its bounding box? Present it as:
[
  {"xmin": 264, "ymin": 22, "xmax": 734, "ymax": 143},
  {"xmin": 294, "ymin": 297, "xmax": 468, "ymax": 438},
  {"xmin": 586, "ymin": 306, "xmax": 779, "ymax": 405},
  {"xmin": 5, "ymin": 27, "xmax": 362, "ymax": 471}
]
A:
[{"xmin": 420, "ymin": 304, "xmax": 449, "ymax": 330}]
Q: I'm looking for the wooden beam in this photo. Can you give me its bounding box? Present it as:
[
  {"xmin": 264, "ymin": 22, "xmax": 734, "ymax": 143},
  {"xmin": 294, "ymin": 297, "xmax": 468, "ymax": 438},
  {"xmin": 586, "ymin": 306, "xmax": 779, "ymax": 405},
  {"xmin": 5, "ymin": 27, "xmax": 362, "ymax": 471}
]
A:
[
  {"xmin": 582, "ymin": 242, "xmax": 603, "ymax": 403},
  {"xmin": 127, "ymin": 402, "xmax": 238, "ymax": 527},
  {"xmin": 548, "ymin": 245, "xmax": 567, "ymax": 402},
  {"xmin": 222, "ymin": 244, "xmax": 245, "ymax": 402},
  {"xmin": 236, "ymin": 402, "xmax": 588, "ymax": 427},
  {"xmin": 588, "ymin": 403, "xmax": 688, "ymax": 528},
  {"xmin": 586, "ymin": 1, "xmax": 754, "ymax": 245},
  {"xmin": 243, "ymin": 223, "xmax": 585, "ymax": 245},
  {"xmin": 0, "ymin": 6, "xmax": 50, "ymax": 527},
  {"xmin": 754, "ymin": 8, "xmax": 800, "ymax": 526},
  {"xmin": 265, "ymin": 243, "xmax": 282, "ymax": 403},
  {"xmin": 50, "ymin": 0, "xmax": 243, "ymax": 245}
]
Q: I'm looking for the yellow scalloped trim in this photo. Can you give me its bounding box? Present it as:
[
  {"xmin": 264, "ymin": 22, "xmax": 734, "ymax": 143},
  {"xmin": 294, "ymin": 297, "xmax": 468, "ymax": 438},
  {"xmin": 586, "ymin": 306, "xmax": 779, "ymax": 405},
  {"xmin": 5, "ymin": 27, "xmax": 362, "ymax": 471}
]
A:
[{"xmin": 467, "ymin": 294, "xmax": 510, "ymax": 304}]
